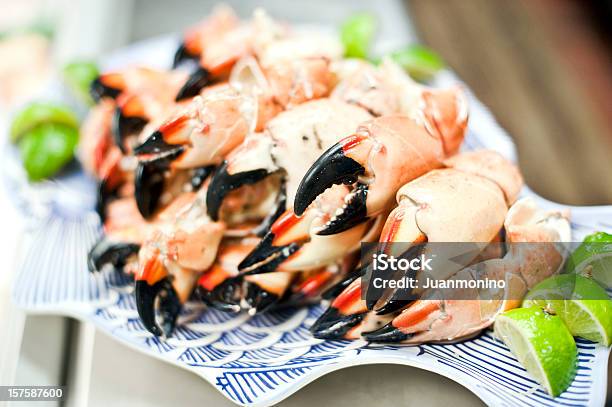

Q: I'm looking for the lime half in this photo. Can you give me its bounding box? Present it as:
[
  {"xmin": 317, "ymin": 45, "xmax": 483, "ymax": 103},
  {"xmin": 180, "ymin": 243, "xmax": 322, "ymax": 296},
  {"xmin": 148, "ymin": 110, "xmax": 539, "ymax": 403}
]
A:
[
  {"xmin": 10, "ymin": 102, "xmax": 79, "ymax": 143},
  {"xmin": 524, "ymin": 274, "xmax": 612, "ymax": 346},
  {"xmin": 387, "ymin": 45, "xmax": 444, "ymax": 81},
  {"xmin": 567, "ymin": 232, "xmax": 612, "ymax": 288},
  {"xmin": 19, "ymin": 123, "xmax": 79, "ymax": 181},
  {"xmin": 494, "ymin": 307, "xmax": 577, "ymax": 397},
  {"xmin": 340, "ymin": 13, "xmax": 377, "ymax": 59}
]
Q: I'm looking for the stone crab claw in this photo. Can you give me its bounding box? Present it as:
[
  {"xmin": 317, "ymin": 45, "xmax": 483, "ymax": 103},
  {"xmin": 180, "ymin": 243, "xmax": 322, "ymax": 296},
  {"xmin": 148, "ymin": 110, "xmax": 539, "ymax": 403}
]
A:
[
  {"xmin": 205, "ymin": 99, "xmax": 371, "ymax": 221},
  {"xmin": 88, "ymin": 197, "xmax": 149, "ymax": 274},
  {"xmin": 134, "ymin": 192, "xmax": 226, "ymax": 336},
  {"xmin": 364, "ymin": 198, "xmax": 571, "ymax": 344},
  {"xmin": 294, "ymin": 88, "xmax": 468, "ymax": 236},
  {"xmin": 134, "ymin": 247, "xmax": 186, "ymax": 337},
  {"xmin": 237, "ymin": 184, "xmax": 384, "ymax": 275},
  {"xmin": 310, "ymin": 276, "xmax": 395, "ymax": 340}
]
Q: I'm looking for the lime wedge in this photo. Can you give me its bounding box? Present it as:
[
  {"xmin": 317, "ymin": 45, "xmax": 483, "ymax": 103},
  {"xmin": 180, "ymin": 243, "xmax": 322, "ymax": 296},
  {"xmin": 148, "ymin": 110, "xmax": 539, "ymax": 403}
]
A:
[
  {"xmin": 340, "ymin": 13, "xmax": 377, "ymax": 59},
  {"xmin": 10, "ymin": 102, "xmax": 79, "ymax": 143},
  {"xmin": 494, "ymin": 307, "xmax": 577, "ymax": 397},
  {"xmin": 387, "ymin": 45, "xmax": 444, "ymax": 81},
  {"xmin": 523, "ymin": 274, "xmax": 612, "ymax": 346},
  {"xmin": 567, "ymin": 232, "xmax": 612, "ymax": 288},
  {"xmin": 19, "ymin": 123, "xmax": 79, "ymax": 181}
]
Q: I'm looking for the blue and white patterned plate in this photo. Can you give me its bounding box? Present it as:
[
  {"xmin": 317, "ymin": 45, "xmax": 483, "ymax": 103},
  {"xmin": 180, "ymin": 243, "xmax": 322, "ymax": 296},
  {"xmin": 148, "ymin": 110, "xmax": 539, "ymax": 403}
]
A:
[{"xmin": 7, "ymin": 36, "xmax": 611, "ymax": 407}]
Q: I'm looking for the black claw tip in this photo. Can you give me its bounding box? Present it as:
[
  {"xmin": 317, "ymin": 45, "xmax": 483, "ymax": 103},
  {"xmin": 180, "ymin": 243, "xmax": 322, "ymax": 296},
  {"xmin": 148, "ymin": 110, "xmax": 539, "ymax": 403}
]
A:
[
  {"xmin": 175, "ymin": 67, "xmax": 211, "ymax": 101},
  {"xmin": 294, "ymin": 142, "xmax": 365, "ymax": 216},
  {"xmin": 244, "ymin": 282, "xmax": 281, "ymax": 313},
  {"xmin": 321, "ymin": 272, "xmax": 360, "ymax": 300},
  {"xmin": 134, "ymin": 160, "xmax": 166, "ymax": 219},
  {"xmin": 90, "ymin": 77, "xmax": 121, "ymax": 102},
  {"xmin": 112, "ymin": 107, "xmax": 148, "ymax": 154},
  {"xmin": 310, "ymin": 307, "xmax": 365, "ymax": 340},
  {"xmin": 362, "ymin": 323, "xmax": 412, "ymax": 343},
  {"xmin": 95, "ymin": 179, "xmax": 115, "ymax": 222},
  {"xmin": 375, "ymin": 299, "xmax": 412, "ymax": 315},
  {"xmin": 196, "ymin": 278, "xmax": 242, "ymax": 313},
  {"xmin": 133, "ymin": 131, "xmax": 179, "ymax": 155},
  {"xmin": 133, "ymin": 149, "xmax": 183, "ymax": 218},
  {"xmin": 316, "ymin": 183, "xmax": 369, "ymax": 236},
  {"xmin": 172, "ymin": 42, "xmax": 198, "ymax": 69},
  {"xmin": 135, "ymin": 279, "xmax": 181, "ymax": 337},
  {"xmin": 237, "ymin": 232, "xmax": 300, "ymax": 274},
  {"xmin": 87, "ymin": 239, "xmax": 140, "ymax": 273},
  {"xmin": 206, "ymin": 160, "xmax": 271, "ymax": 221}
]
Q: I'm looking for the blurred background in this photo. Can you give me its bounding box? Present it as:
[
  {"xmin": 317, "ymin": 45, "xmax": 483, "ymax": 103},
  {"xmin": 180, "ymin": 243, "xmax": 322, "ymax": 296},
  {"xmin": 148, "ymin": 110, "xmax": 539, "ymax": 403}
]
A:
[{"xmin": 0, "ymin": 0, "xmax": 610, "ymax": 406}]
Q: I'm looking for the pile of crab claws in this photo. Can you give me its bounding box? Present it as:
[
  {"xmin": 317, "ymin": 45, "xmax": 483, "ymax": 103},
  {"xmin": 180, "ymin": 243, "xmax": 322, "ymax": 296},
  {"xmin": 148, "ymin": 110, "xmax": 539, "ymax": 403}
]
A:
[
  {"xmin": 111, "ymin": 106, "xmax": 147, "ymax": 154},
  {"xmin": 206, "ymin": 160, "xmax": 272, "ymax": 221},
  {"xmin": 87, "ymin": 238, "xmax": 140, "ymax": 273},
  {"xmin": 90, "ymin": 76, "xmax": 121, "ymax": 102},
  {"xmin": 135, "ymin": 278, "xmax": 181, "ymax": 337},
  {"xmin": 362, "ymin": 322, "xmax": 412, "ymax": 343},
  {"xmin": 133, "ymin": 130, "xmax": 182, "ymax": 156},
  {"xmin": 175, "ymin": 67, "xmax": 211, "ymax": 101}
]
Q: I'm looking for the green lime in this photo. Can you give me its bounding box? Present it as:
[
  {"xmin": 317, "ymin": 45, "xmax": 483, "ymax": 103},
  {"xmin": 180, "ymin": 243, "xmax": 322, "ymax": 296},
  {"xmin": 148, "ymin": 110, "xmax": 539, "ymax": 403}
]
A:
[
  {"xmin": 567, "ymin": 232, "xmax": 612, "ymax": 288},
  {"xmin": 340, "ymin": 13, "xmax": 377, "ymax": 59},
  {"xmin": 10, "ymin": 102, "xmax": 79, "ymax": 143},
  {"xmin": 63, "ymin": 61, "xmax": 99, "ymax": 105},
  {"xmin": 387, "ymin": 45, "xmax": 444, "ymax": 81},
  {"xmin": 523, "ymin": 274, "xmax": 612, "ymax": 346},
  {"xmin": 19, "ymin": 123, "xmax": 79, "ymax": 181},
  {"xmin": 494, "ymin": 307, "xmax": 577, "ymax": 397}
]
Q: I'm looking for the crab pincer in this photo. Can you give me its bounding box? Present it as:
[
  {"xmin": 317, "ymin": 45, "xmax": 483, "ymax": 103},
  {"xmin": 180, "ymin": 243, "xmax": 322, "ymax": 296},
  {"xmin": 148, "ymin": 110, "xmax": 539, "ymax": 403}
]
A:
[
  {"xmin": 294, "ymin": 88, "xmax": 468, "ymax": 236},
  {"xmin": 310, "ymin": 276, "xmax": 394, "ymax": 340}
]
